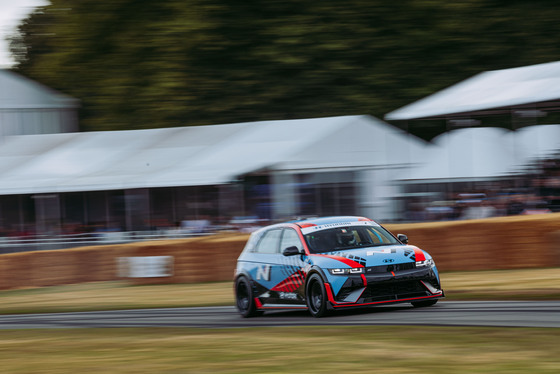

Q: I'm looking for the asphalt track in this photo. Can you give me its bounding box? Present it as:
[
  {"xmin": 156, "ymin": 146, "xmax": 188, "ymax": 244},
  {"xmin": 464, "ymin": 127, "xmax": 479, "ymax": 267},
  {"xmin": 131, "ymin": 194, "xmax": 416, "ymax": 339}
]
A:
[{"xmin": 1, "ymin": 301, "xmax": 559, "ymax": 329}]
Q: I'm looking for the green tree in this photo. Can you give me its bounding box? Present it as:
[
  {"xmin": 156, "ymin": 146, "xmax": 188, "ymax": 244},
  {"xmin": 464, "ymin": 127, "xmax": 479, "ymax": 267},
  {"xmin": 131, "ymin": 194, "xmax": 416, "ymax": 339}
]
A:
[{"xmin": 10, "ymin": 0, "xmax": 560, "ymax": 139}]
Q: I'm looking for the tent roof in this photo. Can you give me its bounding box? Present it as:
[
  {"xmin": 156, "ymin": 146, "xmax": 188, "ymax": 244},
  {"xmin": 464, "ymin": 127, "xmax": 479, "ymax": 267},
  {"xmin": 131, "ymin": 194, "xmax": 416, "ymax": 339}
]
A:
[
  {"xmin": 0, "ymin": 69, "xmax": 79, "ymax": 109},
  {"xmin": 0, "ymin": 115, "xmax": 427, "ymax": 194},
  {"xmin": 385, "ymin": 61, "xmax": 560, "ymax": 121}
]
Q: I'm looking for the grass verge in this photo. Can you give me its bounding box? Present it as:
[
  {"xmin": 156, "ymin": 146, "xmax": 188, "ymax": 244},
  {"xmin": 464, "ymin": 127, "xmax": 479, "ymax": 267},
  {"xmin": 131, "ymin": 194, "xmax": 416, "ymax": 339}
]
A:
[
  {"xmin": 0, "ymin": 326, "xmax": 559, "ymax": 373},
  {"xmin": 0, "ymin": 268, "xmax": 558, "ymax": 315}
]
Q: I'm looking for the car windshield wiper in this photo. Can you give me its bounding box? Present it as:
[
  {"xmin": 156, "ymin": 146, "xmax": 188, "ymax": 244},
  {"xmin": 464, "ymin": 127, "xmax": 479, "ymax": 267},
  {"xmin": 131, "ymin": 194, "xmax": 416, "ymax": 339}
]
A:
[
  {"xmin": 332, "ymin": 246, "xmax": 360, "ymax": 251},
  {"xmin": 320, "ymin": 243, "xmax": 398, "ymax": 252},
  {"xmin": 347, "ymin": 243, "xmax": 398, "ymax": 249}
]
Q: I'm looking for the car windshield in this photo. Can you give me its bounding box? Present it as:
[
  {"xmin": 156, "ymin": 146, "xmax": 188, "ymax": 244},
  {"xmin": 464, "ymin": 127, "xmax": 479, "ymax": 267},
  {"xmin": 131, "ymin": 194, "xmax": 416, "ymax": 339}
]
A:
[{"xmin": 304, "ymin": 225, "xmax": 400, "ymax": 254}]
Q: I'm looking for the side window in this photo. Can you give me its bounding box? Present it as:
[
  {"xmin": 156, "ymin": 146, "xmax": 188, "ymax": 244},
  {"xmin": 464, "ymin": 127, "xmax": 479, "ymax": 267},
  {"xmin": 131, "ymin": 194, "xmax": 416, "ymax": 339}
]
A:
[
  {"xmin": 280, "ymin": 229, "xmax": 303, "ymax": 252},
  {"xmin": 254, "ymin": 229, "xmax": 282, "ymax": 254},
  {"xmin": 365, "ymin": 227, "xmax": 396, "ymax": 244}
]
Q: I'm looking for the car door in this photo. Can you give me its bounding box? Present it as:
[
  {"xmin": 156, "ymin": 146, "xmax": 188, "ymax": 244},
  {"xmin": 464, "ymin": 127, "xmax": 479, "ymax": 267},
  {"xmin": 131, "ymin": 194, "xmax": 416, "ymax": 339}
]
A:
[
  {"xmin": 267, "ymin": 228, "xmax": 308, "ymax": 306},
  {"xmin": 249, "ymin": 228, "xmax": 283, "ymax": 305}
]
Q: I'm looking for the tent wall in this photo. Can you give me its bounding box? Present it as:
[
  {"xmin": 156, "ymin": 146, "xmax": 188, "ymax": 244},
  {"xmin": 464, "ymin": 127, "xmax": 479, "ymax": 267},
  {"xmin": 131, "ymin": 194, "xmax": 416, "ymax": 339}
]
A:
[
  {"xmin": 0, "ymin": 109, "xmax": 78, "ymax": 137},
  {"xmin": 0, "ymin": 70, "xmax": 79, "ymax": 137}
]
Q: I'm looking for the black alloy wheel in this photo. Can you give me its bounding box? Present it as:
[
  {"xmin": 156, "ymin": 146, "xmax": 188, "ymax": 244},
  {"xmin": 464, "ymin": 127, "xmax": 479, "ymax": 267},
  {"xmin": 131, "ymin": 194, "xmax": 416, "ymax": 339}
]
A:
[
  {"xmin": 306, "ymin": 274, "xmax": 329, "ymax": 318},
  {"xmin": 235, "ymin": 276, "xmax": 260, "ymax": 317}
]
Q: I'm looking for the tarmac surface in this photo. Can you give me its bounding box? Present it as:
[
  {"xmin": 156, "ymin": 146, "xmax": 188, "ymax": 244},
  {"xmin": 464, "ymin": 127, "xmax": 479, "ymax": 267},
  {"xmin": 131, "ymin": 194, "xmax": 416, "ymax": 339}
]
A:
[{"xmin": 1, "ymin": 301, "xmax": 559, "ymax": 329}]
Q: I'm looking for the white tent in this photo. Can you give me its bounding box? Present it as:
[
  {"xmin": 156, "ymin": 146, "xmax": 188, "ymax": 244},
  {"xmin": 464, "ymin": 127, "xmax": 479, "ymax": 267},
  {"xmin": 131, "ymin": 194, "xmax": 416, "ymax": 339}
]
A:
[
  {"xmin": 0, "ymin": 115, "xmax": 429, "ymax": 195},
  {"xmin": 0, "ymin": 70, "xmax": 79, "ymax": 135},
  {"xmin": 385, "ymin": 60, "xmax": 560, "ymax": 120},
  {"xmin": 405, "ymin": 127, "xmax": 517, "ymax": 181},
  {"xmin": 513, "ymin": 124, "xmax": 560, "ymax": 161},
  {"xmin": 403, "ymin": 125, "xmax": 560, "ymax": 182}
]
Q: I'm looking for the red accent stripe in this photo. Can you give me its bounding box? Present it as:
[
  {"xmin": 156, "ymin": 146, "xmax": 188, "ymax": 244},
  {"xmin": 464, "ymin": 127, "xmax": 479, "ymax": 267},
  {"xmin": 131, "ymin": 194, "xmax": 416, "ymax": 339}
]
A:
[
  {"xmin": 312, "ymin": 254, "xmax": 364, "ymax": 268},
  {"xmin": 324, "ymin": 282, "xmax": 357, "ymax": 305},
  {"xmin": 298, "ymin": 223, "xmax": 317, "ymax": 229},
  {"xmin": 413, "ymin": 247, "xmax": 426, "ymax": 262},
  {"xmin": 324, "ymin": 282, "xmax": 337, "ymax": 304},
  {"xmin": 257, "ymin": 305, "xmax": 308, "ymax": 310},
  {"xmin": 361, "ymin": 274, "xmax": 367, "ymax": 286},
  {"xmin": 271, "ymin": 271, "xmax": 305, "ymax": 292},
  {"xmin": 331, "ymin": 295, "xmax": 441, "ymax": 308},
  {"xmin": 254, "ymin": 298, "xmax": 263, "ymax": 309}
]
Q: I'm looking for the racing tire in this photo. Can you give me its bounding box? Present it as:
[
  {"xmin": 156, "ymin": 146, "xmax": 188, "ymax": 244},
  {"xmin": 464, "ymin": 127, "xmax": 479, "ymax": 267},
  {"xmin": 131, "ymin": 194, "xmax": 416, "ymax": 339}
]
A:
[
  {"xmin": 306, "ymin": 274, "xmax": 330, "ymax": 318},
  {"xmin": 235, "ymin": 276, "xmax": 260, "ymax": 318},
  {"xmin": 411, "ymin": 299, "xmax": 438, "ymax": 308}
]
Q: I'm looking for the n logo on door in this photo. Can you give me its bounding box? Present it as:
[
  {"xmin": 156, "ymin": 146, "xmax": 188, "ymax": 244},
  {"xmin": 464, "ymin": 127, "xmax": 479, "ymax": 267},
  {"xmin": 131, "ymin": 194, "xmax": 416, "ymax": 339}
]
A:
[{"xmin": 256, "ymin": 264, "xmax": 271, "ymax": 281}]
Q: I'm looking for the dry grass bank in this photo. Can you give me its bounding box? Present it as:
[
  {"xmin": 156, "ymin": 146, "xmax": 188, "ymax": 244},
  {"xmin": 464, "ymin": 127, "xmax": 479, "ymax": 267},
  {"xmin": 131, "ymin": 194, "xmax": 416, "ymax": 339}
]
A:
[{"xmin": 1, "ymin": 268, "xmax": 558, "ymax": 314}]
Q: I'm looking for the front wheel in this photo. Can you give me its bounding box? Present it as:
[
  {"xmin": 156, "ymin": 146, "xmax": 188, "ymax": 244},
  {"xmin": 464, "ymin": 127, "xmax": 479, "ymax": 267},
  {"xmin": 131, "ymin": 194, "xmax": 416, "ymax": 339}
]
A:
[
  {"xmin": 235, "ymin": 276, "xmax": 260, "ymax": 317},
  {"xmin": 411, "ymin": 299, "xmax": 438, "ymax": 308},
  {"xmin": 306, "ymin": 274, "xmax": 329, "ymax": 318}
]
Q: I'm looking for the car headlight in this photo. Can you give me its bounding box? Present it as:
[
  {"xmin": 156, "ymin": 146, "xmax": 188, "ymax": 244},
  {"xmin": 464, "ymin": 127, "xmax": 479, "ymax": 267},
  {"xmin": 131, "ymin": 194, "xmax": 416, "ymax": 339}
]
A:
[
  {"xmin": 329, "ymin": 267, "xmax": 364, "ymax": 275},
  {"xmin": 415, "ymin": 258, "xmax": 435, "ymax": 268}
]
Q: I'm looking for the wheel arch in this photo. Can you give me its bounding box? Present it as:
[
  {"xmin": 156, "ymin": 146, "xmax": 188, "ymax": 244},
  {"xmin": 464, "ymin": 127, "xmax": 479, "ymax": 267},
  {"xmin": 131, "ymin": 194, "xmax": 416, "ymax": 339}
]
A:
[
  {"xmin": 234, "ymin": 270, "xmax": 251, "ymax": 283},
  {"xmin": 234, "ymin": 271, "xmax": 258, "ymax": 291},
  {"xmin": 304, "ymin": 266, "xmax": 329, "ymax": 290},
  {"xmin": 304, "ymin": 267, "xmax": 332, "ymax": 317}
]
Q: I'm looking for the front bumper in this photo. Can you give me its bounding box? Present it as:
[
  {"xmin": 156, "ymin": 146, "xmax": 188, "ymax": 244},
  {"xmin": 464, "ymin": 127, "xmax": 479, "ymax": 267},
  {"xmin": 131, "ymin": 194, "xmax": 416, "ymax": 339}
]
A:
[{"xmin": 326, "ymin": 266, "xmax": 444, "ymax": 308}]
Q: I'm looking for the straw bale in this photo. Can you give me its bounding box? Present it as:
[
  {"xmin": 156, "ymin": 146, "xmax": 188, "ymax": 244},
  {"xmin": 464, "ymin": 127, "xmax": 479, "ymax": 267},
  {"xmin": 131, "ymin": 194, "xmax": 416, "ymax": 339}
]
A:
[{"xmin": 1, "ymin": 215, "xmax": 559, "ymax": 290}]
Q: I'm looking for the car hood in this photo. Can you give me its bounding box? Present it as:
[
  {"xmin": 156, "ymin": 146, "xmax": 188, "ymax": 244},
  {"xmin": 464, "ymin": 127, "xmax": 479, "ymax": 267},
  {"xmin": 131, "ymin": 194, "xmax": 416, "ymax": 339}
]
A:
[{"xmin": 311, "ymin": 245, "xmax": 427, "ymax": 267}]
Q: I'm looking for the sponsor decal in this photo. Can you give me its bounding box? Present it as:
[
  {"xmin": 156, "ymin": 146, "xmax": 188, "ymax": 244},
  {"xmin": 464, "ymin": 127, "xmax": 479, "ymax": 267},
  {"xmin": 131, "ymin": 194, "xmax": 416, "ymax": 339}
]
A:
[
  {"xmin": 301, "ymin": 220, "xmax": 379, "ymax": 235},
  {"xmin": 367, "ymin": 248, "xmax": 393, "ymax": 256},
  {"xmin": 278, "ymin": 292, "xmax": 298, "ymax": 300},
  {"xmin": 383, "ymin": 258, "xmax": 395, "ymax": 263}
]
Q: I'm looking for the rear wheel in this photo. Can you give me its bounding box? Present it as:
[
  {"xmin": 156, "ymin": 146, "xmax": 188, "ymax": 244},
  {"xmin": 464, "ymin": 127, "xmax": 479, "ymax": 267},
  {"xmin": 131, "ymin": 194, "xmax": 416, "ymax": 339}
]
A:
[
  {"xmin": 235, "ymin": 276, "xmax": 260, "ymax": 317},
  {"xmin": 411, "ymin": 299, "xmax": 438, "ymax": 308},
  {"xmin": 306, "ymin": 274, "xmax": 329, "ymax": 318}
]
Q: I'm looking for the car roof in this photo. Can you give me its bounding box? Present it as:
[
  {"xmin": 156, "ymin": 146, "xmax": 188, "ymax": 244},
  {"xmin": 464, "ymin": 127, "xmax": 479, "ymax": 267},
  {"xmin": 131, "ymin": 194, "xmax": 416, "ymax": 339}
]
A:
[
  {"xmin": 249, "ymin": 216, "xmax": 375, "ymax": 235},
  {"xmin": 292, "ymin": 216, "xmax": 372, "ymax": 227}
]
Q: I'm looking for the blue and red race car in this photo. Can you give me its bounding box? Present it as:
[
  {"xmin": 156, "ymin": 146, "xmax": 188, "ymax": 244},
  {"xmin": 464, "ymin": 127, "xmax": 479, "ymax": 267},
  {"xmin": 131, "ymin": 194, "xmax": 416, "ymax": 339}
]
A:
[{"xmin": 234, "ymin": 216, "xmax": 444, "ymax": 317}]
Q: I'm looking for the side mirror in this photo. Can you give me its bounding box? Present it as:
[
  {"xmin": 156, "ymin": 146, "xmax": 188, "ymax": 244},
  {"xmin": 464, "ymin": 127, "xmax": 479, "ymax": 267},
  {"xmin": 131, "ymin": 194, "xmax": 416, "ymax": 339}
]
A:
[
  {"xmin": 397, "ymin": 234, "xmax": 408, "ymax": 244},
  {"xmin": 282, "ymin": 246, "xmax": 302, "ymax": 256}
]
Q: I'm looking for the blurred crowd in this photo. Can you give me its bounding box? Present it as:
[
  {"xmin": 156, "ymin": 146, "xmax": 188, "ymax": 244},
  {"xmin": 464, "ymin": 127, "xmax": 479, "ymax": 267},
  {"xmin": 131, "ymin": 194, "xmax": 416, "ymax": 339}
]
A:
[
  {"xmin": 1, "ymin": 157, "xmax": 560, "ymax": 241},
  {"xmin": 405, "ymin": 157, "xmax": 560, "ymax": 221}
]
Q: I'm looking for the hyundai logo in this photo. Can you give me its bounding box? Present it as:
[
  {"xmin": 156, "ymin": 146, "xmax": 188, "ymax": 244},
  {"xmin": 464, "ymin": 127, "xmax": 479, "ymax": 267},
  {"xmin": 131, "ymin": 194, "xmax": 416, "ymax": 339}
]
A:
[{"xmin": 383, "ymin": 259, "xmax": 395, "ymax": 263}]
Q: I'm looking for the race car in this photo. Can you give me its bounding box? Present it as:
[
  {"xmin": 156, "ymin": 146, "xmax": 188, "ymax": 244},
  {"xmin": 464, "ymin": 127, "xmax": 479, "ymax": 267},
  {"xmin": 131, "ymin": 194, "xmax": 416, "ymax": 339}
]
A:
[{"xmin": 234, "ymin": 216, "xmax": 444, "ymax": 317}]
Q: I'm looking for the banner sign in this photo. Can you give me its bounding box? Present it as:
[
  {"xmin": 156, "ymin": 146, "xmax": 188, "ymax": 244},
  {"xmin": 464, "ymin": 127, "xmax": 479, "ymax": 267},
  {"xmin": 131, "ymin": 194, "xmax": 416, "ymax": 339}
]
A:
[{"xmin": 118, "ymin": 256, "xmax": 174, "ymax": 278}]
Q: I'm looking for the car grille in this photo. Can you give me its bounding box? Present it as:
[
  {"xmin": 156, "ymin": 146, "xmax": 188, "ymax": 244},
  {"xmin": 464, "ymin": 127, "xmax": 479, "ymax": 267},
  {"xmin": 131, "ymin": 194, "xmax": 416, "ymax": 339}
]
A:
[
  {"xmin": 360, "ymin": 280, "xmax": 428, "ymax": 302},
  {"xmin": 364, "ymin": 262, "xmax": 415, "ymax": 274}
]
